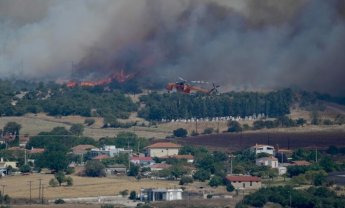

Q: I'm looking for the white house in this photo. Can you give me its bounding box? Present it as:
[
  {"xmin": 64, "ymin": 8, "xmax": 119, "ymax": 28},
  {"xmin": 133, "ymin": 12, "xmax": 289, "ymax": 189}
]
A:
[
  {"xmin": 90, "ymin": 145, "xmax": 132, "ymax": 157},
  {"xmin": 130, "ymin": 156, "xmax": 155, "ymax": 166},
  {"xmin": 140, "ymin": 188, "xmax": 183, "ymax": 201},
  {"xmin": 146, "ymin": 142, "xmax": 181, "ymax": 158},
  {"xmin": 251, "ymin": 144, "xmax": 275, "ymax": 155},
  {"xmin": 278, "ymin": 166, "xmax": 287, "ymax": 175},
  {"xmin": 226, "ymin": 175, "xmax": 261, "ymax": 190},
  {"xmin": 256, "ymin": 156, "xmax": 279, "ymax": 168}
]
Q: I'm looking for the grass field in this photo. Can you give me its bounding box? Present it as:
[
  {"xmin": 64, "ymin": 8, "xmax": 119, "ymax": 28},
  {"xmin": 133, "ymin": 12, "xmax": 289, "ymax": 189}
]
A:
[{"xmin": 1, "ymin": 174, "xmax": 179, "ymax": 200}]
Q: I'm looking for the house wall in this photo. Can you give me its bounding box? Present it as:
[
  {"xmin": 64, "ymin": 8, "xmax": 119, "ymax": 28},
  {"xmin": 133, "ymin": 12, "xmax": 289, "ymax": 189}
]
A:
[
  {"xmin": 149, "ymin": 148, "xmax": 179, "ymax": 158},
  {"xmin": 231, "ymin": 181, "xmax": 261, "ymax": 190}
]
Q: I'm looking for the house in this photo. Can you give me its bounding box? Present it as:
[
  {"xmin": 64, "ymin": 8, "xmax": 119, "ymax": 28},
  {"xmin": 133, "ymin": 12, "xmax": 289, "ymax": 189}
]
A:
[
  {"xmin": 146, "ymin": 142, "xmax": 181, "ymax": 158},
  {"xmin": 130, "ymin": 156, "xmax": 155, "ymax": 166},
  {"xmin": 0, "ymin": 158, "xmax": 17, "ymax": 176},
  {"xmin": 150, "ymin": 163, "xmax": 171, "ymax": 171},
  {"xmin": 226, "ymin": 175, "xmax": 261, "ymax": 190},
  {"xmin": 277, "ymin": 166, "xmax": 287, "ymax": 175},
  {"xmin": 90, "ymin": 145, "xmax": 132, "ymax": 157},
  {"xmin": 140, "ymin": 188, "xmax": 183, "ymax": 201},
  {"xmin": 71, "ymin": 144, "xmax": 96, "ymax": 155},
  {"xmin": 256, "ymin": 156, "xmax": 279, "ymax": 168},
  {"xmin": 105, "ymin": 164, "xmax": 127, "ymax": 176},
  {"xmin": 250, "ymin": 144, "xmax": 275, "ymax": 155}
]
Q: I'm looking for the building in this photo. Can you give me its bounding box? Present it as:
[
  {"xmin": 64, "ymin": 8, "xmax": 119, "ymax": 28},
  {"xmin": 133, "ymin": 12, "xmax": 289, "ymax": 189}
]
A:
[
  {"xmin": 256, "ymin": 156, "xmax": 279, "ymax": 168},
  {"xmin": 250, "ymin": 144, "xmax": 275, "ymax": 155},
  {"xmin": 90, "ymin": 145, "xmax": 132, "ymax": 158},
  {"xmin": 146, "ymin": 142, "xmax": 181, "ymax": 158},
  {"xmin": 0, "ymin": 158, "xmax": 17, "ymax": 176},
  {"xmin": 140, "ymin": 188, "xmax": 183, "ymax": 201},
  {"xmin": 130, "ymin": 156, "xmax": 155, "ymax": 166},
  {"xmin": 105, "ymin": 164, "xmax": 127, "ymax": 176},
  {"xmin": 226, "ymin": 175, "xmax": 261, "ymax": 190},
  {"xmin": 277, "ymin": 166, "xmax": 287, "ymax": 175}
]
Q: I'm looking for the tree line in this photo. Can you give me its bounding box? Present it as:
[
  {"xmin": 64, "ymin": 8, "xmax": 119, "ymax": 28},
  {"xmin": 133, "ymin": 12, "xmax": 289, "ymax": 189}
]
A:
[{"xmin": 139, "ymin": 89, "xmax": 293, "ymax": 120}]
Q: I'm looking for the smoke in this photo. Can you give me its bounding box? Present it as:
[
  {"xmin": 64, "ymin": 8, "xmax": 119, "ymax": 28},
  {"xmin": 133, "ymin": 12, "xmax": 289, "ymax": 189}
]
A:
[{"xmin": 0, "ymin": 0, "xmax": 344, "ymax": 95}]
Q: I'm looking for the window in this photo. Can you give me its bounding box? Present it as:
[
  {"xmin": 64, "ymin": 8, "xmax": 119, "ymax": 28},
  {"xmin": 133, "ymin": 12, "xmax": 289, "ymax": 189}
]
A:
[
  {"xmin": 243, "ymin": 183, "xmax": 245, "ymax": 188},
  {"xmin": 250, "ymin": 181, "xmax": 252, "ymax": 186}
]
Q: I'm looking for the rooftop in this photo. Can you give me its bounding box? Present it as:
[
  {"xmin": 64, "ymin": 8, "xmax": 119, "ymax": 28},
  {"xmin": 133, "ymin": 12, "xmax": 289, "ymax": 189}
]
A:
[
  {"xmin": 146, "ymin": 142, "xmax": 182, "ymax": 149},
  {"xmin": 226, "ymin": 175, "xmax": 261, "ymax": 182}
]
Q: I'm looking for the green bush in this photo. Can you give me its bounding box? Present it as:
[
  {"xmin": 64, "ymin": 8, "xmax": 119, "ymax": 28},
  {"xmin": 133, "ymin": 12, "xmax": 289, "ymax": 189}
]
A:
[
  {"xmin": 54, "ymin": 199, "xmax": 65, "ymax": 204},
  {"xmin": 129, "ymin": 190, "xmax": 137, "ymax": 200},
  {"xmin": 179, "ymin": 176, "xmax": 194, "ymax": 185},
  {"xmin": 49, "ymin": 178, "xmax": 59, "ymax": 187}
]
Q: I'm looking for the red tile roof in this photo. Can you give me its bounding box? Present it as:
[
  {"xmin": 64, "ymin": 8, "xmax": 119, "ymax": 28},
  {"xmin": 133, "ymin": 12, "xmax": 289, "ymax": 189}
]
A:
[
  {"xmin": 150, "ymin": 163, "xmax": 171, "ymax": 169},
  {"xmin": 72, "ymin": 145, "xmax": 96, "ymax": 154},
  {"xmin": 226, "ymin": 175, "xmax": 261, "ymax": 182},
  {"xmin": 162, "ymin": 155, "xmax": 194, "ymax": 160},
  {"xmin": 92, "ymin": 155, "xmax": 110, "ymax": 160},
  {"xmin": 146, "ymin": 142, "xmax": 182, "ymax": 149},
  {"xmin": 29, "ymin": 148, "xmax": 45, "ymax": 154},
  {"xmin": 130, "ymin": 157, "xmax": 153, "ymax": 161},
  {"xmin": 290, "ymin": 160, "xmax": 311, "ymax": 166}
]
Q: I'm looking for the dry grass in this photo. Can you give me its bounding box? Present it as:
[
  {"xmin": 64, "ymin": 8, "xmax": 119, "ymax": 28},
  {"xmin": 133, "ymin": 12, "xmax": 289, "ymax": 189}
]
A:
[{"xmin": 1, "ymin": 174, "xmax": 179, "ymax": 200}]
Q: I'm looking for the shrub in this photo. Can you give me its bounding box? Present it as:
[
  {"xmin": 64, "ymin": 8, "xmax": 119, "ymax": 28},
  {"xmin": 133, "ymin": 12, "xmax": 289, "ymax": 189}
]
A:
[
  {"xmin": 226, "ymin": 183, "xmax": 235, "ymax": 192},
  {"xmin": 173, "ymin": 128, "xmax": 188, "ymax": 138},
  {"xmin": 65, "ymin": 167, "xmax": 75, "ymax": 175},
  {"xmin": 203, "ymin": 128, "xmax": 214, "ymax": 134},
  {"xmin": 49, "ymin": 178, "xmax": 58, "ymax": 187},
  {"xmin": 208, "ymin": 176, "xmax": 223, "ymax": 187},
  {"xmin": 66, "ymin": 176, "xmax": 73, "ymax": 186},
  {"xmin": 20, "ymin": 164, "xmax": 31, "ymax": 173},
  {"xmin": 129, "ymin": 190, "xmax": 137, "ymax": 200},
  {"xmin": 179, "ymin": 176, "xmax": 194, "ymax": 185},
  {"xmin": 84, "ymin": 118, "xmax": 96, "ymax": 126},
  {"xmin": 119, "ymin": 189, "xmax": 129, "ymax": 197},
  {"xmin": 54, "ymin": 199, "xmax": 65, "ymax": 204}
]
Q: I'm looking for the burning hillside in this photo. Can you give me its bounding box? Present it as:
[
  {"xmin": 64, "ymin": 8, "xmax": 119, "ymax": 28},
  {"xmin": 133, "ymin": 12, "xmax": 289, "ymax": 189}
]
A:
[{"xmin": 0, "ymin": 0, "xmax": 345, "ymax": 95}]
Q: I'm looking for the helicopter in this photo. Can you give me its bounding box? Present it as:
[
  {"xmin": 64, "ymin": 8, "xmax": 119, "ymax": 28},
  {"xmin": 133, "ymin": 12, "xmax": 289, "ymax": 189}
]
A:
[{"xmin": 166, "ymin": 77, "xmax": 220, "ymax": 95}]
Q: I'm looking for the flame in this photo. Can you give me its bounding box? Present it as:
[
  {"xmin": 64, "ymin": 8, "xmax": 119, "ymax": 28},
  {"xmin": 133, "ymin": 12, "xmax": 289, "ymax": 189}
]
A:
[{"xmin": 66, "ymin": 69, "xmax": 136, "ymax": 88}]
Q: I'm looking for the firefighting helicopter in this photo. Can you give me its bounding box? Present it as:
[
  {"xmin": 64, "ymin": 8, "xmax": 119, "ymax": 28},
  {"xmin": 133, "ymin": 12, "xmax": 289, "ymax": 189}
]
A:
[{"xmin": 166, "ymin": 77, "xmax": 220, "ymax": 95}]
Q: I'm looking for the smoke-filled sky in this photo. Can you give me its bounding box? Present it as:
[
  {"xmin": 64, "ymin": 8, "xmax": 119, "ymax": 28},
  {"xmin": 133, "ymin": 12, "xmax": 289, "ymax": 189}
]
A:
[{"xmin": 0, "ymin": 0, "xmax": 344, "ymax": 94}]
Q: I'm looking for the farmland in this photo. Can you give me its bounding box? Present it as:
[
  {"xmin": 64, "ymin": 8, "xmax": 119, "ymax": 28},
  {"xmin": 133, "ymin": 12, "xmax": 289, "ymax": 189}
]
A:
[{"xmin": 176, "ymin": 128, "xmax": 345, "ymax": 152}]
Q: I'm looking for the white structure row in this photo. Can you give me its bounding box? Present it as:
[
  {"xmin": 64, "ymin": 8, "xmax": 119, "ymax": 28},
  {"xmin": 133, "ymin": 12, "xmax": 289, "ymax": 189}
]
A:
[{"xmin": 161, "ymin": 113, "xmax": 266, "ymax": 123}]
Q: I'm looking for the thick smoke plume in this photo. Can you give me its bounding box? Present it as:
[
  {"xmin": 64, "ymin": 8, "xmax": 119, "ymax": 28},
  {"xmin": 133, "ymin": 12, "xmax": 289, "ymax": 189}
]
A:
[{"xmin": 0, "ymin": 0, "xmax": 344, "ymax": 95}]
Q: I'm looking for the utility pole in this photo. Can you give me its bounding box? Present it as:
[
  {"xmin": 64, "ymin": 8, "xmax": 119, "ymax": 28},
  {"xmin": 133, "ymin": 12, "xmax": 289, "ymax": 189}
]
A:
[
  {"xmin": 28, "ymin": 181, "xmax": 32, "ymax": 204},
  {"xmin": 41, "ymin": 185, "xmax": 44, "ymax": 204},
  {"xmin": 38, "ymin": 178, "xmax": 42, "ymax": 201},
  {"xmin": 1, "ymin": 185, "xmax": 6, "ymax": 205},
  {"xmin": 315, "ymin": 147, "xmax": 318, "ymax": 163}
]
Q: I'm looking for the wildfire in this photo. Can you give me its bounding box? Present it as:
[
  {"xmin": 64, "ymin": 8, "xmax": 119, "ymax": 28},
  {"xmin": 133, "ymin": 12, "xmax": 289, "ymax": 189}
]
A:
[{"xmin": 66, "ymin": 69, "xmax": 135, "ymax": 88}]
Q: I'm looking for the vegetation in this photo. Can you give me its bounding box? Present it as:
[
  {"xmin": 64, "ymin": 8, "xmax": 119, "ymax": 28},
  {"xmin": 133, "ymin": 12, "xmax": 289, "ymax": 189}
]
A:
[
  {"xmin": 139, "ymin": 89, "xmax": 293, "ymax": 120},
  {"xmin": 238, "ymin": 186, "xmax": 345, "ymax": 208},
  {"xmin": 85, "ymin": 160, "xmax": 106, "ymax": 177},
  {"xmin": 173, "ymin": 128, "xmax": 188, "ymax": 138}
]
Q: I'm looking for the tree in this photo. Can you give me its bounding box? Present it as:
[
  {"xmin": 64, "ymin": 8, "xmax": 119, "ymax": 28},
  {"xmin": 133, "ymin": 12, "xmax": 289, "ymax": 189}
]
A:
[
  {"xmin": 129, "ymin": 191, "xmax": 137, "ymax": 200},
  {"xmin": 69, "ymin": 124, "xmax": 84, "ymax": 136},
  {"xmin": 85, "ymin": 160, "xmax": 106, "ymax": 177},
  {"xmin": 55, "ymin": 171, "xmax": 66, "ymax": 186},
  {"xmin": 173, "ymin": 128, "xmax": 188, "ymax": 138},
  {"xmin": 128, "ymin": 164, "xmax": 139, "ymax": 176},
  {"xmin": 20, "ymin": 164, "xmax": 31, "ymax": 173},
  {"xmin": 193, "ymin": 169, "xmax": 211, "ymax": 182},
  {"xmin": 3, "ymin": 122, "xmax": 21, "ymax": 135},
  {"xmin": 179, "ymin": 176, "xmax": 193, "ymax": 185},
  {"xmin": 208, "ymin": 176, "xmax": 223, "ymax": 187},
  {"xmin": 226, "ymin": 183, "xmax": 235, "ymax": 192},
  {"xmin": 84, "ymin": 118, "xmax": 95, "ymax": 126},
  {"xmin": 227, "ymin": 121, "xmax": 242, "ymax": 132}
]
